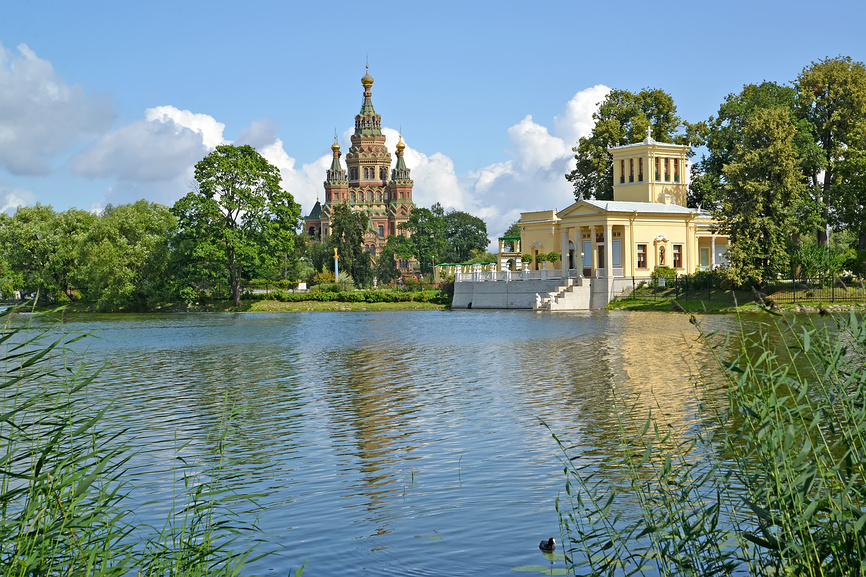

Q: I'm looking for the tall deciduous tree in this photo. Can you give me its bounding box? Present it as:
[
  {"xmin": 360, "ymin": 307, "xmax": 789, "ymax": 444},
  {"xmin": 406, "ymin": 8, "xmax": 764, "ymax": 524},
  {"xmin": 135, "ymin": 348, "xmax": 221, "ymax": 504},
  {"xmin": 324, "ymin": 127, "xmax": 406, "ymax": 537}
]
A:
[
  {"xmin": 566, "ymin": 88, "xmax": 692, "ymax": 202},
  {"xmin": 715, "ymin": 107, "xmax": 806, "ymax": 284},
  {"xmin": 441, "ymin": 210, "xmax": 488, "ymax": 263},
  {"xmin": 795, "ymin": 56, "xmax": 866, "ymax": 246},
  {"xmin": 173, "ymin": 145, "xmax": 300, "ymax": 307},
  {"xmin": 327, "ymin": 204, "xmax": 372, "ymax": 286}
]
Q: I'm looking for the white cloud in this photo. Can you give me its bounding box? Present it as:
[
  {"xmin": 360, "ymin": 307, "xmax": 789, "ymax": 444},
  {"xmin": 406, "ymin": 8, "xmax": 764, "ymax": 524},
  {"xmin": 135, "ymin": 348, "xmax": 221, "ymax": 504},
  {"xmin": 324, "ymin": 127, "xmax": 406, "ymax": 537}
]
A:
[
  {"xmin": 73, "ymin": 116, "xmax": 208, "ymax": 182},
  {"xmin": 258, "ymin": 136, "xmax": 328, "ymax": 217},
  {"xmin": 0, "ymin": 183, "xmax": 35, "ymax": 214},
  {"xmin": 0, "ymin": 42, "xmax": 114, "ymax": 175},
  {"xmin": 553, "ymin": 84, "xmax": 610, "ymax": 146},
  {"xmin": 507, "ymin": 115, "xmax": 572, "ymax": 174},
  {"xmin": 145, "ymin": 106, "xmax": 227, "ymax": 150}
]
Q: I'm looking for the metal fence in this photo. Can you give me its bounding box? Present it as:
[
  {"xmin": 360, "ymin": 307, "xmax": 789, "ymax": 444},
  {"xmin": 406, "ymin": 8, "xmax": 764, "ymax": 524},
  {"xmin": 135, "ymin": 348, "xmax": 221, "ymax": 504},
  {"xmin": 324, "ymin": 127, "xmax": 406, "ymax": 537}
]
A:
[
  {"xmin": 623, "ymin": 274, "xmax": 866, "ymax": 304},
  {"xmin": 760, "ymin": 277, "xmax": 866, "ymax": 304}
]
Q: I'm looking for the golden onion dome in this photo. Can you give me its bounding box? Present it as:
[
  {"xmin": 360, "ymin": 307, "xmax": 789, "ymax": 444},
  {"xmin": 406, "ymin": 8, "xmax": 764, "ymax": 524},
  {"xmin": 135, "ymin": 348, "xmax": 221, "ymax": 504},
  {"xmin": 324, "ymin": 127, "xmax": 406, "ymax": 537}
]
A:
[
  {"xmin": 361, "ymin": 65, "xmax": 374, "ymax": 87},
  {"xmin": 396, "ymin": 136, "xmax": 405, "ymax": 151},
  {"xmin": 331, "ymin": 136, "xmax": 341, "ymax": 152}
]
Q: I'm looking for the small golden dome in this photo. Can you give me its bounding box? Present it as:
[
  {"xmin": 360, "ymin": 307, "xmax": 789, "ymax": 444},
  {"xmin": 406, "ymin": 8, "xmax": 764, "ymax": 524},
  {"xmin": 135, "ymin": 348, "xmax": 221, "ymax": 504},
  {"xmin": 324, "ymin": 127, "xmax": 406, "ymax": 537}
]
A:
[
  {"xmin": 361, "ymin": 65, "xmax": 374, "ymax": 87},
  {"xmin": 331, "ymin": 136, "xmax": 340, "ymax": 152},
  {"xmin": 396, "ymin": 136, "xmax": 405, "ymax": 151}
]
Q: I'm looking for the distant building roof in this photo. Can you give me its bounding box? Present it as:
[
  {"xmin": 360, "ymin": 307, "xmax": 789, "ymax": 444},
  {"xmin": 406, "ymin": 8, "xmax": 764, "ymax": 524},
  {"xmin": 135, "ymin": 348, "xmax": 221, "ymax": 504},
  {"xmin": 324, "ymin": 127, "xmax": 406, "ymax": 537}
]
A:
[{"xmin": 306, "ymin": 200, "xmax": 322, "ymax": 220}]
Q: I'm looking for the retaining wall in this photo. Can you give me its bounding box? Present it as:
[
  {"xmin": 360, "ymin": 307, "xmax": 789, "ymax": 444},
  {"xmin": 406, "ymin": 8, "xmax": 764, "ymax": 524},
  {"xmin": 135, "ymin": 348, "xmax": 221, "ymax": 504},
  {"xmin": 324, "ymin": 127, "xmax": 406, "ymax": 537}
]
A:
[{"xmin": 452, "ymin": 279, "xmax": 567, "ymax": 309}]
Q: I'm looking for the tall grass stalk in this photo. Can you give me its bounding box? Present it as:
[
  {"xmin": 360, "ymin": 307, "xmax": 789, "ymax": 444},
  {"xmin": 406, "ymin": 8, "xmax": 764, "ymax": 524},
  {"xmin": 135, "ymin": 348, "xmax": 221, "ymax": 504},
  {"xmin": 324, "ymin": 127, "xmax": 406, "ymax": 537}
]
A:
[
  {"xmin": 0, "ymin": 304, "xmax": 299, "ymax": 576},
  {"xmin": 555, "ymin": 309, "xmax": 866, "ymax": 576}
]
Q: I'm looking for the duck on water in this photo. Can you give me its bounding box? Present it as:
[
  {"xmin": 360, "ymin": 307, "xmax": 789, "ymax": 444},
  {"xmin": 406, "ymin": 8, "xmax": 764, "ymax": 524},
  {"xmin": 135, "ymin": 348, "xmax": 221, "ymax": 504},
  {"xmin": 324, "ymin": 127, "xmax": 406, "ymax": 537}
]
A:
[{"xmin": 539, "ymin": 538, "xmax": 556, "ymax": 552}]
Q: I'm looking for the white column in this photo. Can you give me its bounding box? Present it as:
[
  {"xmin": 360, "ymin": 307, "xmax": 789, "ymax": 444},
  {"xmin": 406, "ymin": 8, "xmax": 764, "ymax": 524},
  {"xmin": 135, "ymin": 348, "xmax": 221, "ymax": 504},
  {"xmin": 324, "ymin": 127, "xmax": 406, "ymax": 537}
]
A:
[
  {"xmin": 604, "ymin": 224, "xmax": 613, "ymax": 278},
  {"xmin": 711, "ymin": 236, "xmax": 716, "ymax": 268},
  {"xmin": 561, "ymin": 227, "xmax": 569, "ymax": 277}
]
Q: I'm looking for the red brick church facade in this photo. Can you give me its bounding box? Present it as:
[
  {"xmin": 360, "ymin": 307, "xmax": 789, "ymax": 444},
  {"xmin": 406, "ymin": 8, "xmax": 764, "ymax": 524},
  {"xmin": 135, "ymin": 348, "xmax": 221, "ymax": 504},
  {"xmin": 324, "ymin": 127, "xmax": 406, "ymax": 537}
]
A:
[{"xmin": 304, "ymin": 67, "xmax": 415, "ymax": 258}]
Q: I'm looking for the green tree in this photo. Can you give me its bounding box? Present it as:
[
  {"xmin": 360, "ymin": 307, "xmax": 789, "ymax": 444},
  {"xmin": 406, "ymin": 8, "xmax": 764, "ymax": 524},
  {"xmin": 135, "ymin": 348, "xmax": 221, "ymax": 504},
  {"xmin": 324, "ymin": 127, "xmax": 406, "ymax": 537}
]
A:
[
  {"xmin": 831, "ymin": 147, "xmax": 866, "ymax": 252},
  {"xmin": 173, "ymin": 144, "xmax": 300, "ymax": 307},
  {"xmin": 399, "ymin": 203, "xmax": 447, "ymax": 275},
  {"xmin": 795, "ymin": 56, "xmax": 866, "ymax": 246},
  {"xmin": 441, "ymin": 210, "xmax": 488, "ymax": 263},
  {"xmin": 566, "ymin": 88, "xmax": 692, "ymax": 202},
  {"xmin": 0, "ymin": 204, "xmax": 97, "ymax": 301},
  {"xmin": 715, "ymin": 107, "xmax": 806, "ymax": 284},
  {"xmin": 691, "ymin": 81, "xmax": 823, "ymax": 223},
  {"xmin": 75, "ymin": 201, "xmax": 177, "ymax": 311},
  {"xmin": 327, "ymin": 204, "xmax": 372, "ymax": 286},
  {"xmin": 375, "ymin": 234, "xmax": 411, "ymax": 283}
]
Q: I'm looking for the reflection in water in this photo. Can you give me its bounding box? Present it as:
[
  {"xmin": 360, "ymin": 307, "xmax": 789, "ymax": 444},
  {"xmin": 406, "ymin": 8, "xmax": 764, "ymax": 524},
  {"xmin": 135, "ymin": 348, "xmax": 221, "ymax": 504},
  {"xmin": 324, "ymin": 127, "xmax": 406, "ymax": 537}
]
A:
[{"xmin": 24, "ymin": 309, "xmax": 750, "ymax": 576}]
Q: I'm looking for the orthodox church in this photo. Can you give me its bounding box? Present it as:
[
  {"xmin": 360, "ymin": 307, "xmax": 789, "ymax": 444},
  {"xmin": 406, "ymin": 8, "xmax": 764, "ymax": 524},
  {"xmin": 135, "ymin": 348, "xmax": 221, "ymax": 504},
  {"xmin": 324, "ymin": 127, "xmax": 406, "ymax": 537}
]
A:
[{"xmin": 304, "ymin": 67, "xmax": 415, "ymax": 257}]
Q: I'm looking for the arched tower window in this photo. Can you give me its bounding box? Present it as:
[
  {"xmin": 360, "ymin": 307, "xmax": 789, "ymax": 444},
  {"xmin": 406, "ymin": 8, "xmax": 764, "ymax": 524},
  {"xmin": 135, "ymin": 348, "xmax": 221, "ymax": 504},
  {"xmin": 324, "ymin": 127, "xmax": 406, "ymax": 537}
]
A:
[
  {"xmin": 664, "ymin": 158, "xmax": 670, "ymax": 181},
  {"xmin": 638, "ymin": 158, "xmax": 643, "ymax": 181},
  {"xmin": 620, "ymin": 160, "xmax": 625, "ymax": 183},
  {"xmin": 673, "ymin": 159, "xmax": 679, "ymax": 182},
  {"xmin": 629, "ymin": 159, "xmax": 634, "ymax": 182},
  {"xmin": 655, "ymin": 158, "xmax": 660, "ymax": 180}
]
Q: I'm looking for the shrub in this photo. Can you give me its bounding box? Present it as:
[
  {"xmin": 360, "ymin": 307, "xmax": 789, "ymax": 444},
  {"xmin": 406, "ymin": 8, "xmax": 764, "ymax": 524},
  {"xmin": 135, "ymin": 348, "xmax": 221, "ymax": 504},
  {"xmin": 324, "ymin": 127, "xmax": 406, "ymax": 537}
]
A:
[
  {"xmin": 311, "ymin": 270, "xmax": 335, "ymax": 285},
  {"xmin": 522, "ymin": 254, "xmax": 533, "ymax": 263}
]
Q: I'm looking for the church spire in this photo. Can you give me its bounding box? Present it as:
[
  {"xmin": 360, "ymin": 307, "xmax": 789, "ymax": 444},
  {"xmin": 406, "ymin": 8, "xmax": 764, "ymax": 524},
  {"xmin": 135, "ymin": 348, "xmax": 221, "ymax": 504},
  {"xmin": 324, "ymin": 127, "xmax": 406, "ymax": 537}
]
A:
[
  {"xmin": 392, "ymin": 134, "xmax": 411, "ymax": 182},
  {"xmin": 326, "ymin": 133, "xmax": 346, "ymax": 183},
  {"xmin": 355, "ymin": 65, "xmax": 381, "ymax": 135}
]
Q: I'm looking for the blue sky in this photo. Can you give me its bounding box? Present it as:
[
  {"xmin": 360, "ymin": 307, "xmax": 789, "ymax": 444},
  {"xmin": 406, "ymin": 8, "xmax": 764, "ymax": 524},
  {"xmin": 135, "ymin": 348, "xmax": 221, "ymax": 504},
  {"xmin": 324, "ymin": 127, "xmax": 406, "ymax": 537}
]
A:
[{"xmin": 1, "ymin": 0, "xmax": 864, "ymax": 240}]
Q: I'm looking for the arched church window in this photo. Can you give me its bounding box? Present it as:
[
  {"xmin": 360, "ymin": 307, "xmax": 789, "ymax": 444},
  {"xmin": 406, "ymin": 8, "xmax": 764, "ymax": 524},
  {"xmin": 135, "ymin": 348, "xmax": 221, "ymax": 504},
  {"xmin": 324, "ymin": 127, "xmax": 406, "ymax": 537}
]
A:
[
  {"xmin": 655, "ymin": 158, "xmax": 660, "ymax": 180},
  {"xmin": 638, "ymin": 158, "xmax": 643, "ymax": 181},
  {"xmin": 673, "ymin": 159, "xmax": 679, "ymax": 182},
  {"xmin": 629, "ymin": 159, "xmax": 634, "ymax": 182},
  {"xmin": 620, "ymin": 160, "xmax": 625, "ymax": 183}
]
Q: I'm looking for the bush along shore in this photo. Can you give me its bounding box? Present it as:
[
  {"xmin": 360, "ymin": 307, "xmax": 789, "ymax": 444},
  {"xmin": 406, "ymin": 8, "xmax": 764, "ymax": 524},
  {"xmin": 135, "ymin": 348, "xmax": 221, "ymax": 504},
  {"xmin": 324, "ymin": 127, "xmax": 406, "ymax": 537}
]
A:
[
  {"xmin": 553, "ymin": 309, "xmax": 866, "ymax": 576},
  {"xmin": 0, "ymin": 304, "xmax": 304, "ymax": 576}
]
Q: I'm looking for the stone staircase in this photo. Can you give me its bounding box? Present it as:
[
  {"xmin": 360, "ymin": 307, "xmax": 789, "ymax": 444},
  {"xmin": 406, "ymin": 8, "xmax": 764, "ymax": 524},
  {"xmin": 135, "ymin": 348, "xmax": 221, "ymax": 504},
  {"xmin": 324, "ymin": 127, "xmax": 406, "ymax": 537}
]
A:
[{"xmin": 533, "ymin": 278, "xmax": 591, "ymax": 311}]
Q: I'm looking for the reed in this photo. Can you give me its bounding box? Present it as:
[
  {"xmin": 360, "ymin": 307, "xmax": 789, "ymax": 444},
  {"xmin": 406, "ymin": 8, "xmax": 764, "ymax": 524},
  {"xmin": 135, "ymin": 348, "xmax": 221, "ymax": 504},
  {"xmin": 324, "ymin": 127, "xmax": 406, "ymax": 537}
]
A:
[
  {"xmin": 555, "ymin": 309, "xmax": 866, "ymax": 576},
  {"xmin": 0, "ymin": 304, "xmax": 301, "ymax": 576}
]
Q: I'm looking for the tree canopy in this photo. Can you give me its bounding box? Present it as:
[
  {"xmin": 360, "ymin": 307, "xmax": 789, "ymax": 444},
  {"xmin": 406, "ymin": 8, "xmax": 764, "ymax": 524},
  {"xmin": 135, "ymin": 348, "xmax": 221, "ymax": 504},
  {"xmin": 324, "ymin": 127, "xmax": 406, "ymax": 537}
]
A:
[{"xmin": 172, "ymin": 144, "xmax": 300, "ymax": 307}]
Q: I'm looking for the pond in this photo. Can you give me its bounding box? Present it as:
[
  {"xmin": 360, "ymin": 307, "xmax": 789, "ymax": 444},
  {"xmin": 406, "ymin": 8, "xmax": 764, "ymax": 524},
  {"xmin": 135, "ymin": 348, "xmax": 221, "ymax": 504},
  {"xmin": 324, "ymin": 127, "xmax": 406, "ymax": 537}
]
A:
[{"xmin": 29, "ymin": 309, "xmax": 748, "ymax": 576}]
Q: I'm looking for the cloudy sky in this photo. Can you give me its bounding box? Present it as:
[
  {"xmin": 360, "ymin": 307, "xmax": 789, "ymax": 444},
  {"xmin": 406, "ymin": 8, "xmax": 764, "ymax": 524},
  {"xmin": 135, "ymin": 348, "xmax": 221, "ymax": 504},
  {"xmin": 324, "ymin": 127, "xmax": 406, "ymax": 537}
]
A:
[{"xmin": 1, "ymin": 0, "xmax": 864, "ymax": 243}]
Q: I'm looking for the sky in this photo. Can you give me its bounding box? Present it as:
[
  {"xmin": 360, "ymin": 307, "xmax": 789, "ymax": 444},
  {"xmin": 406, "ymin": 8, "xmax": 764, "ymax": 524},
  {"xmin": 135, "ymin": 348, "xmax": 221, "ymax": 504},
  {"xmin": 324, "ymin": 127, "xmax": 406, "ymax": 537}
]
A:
[{"xmin": 1, "ymin": 0, "xmax": 864, "ymax": 246}]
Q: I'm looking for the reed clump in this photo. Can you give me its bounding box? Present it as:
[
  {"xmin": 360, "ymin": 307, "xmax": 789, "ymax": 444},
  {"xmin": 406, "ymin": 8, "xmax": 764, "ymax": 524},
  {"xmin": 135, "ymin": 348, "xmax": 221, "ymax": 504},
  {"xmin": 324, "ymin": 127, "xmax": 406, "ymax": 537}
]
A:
[
  {"xmin": 555, "ymin": 309, "xmax": 866, "ymax": 576},
  {"xmin": 0, "ymin": 304, "xmax": 298, "ymax": 576}
]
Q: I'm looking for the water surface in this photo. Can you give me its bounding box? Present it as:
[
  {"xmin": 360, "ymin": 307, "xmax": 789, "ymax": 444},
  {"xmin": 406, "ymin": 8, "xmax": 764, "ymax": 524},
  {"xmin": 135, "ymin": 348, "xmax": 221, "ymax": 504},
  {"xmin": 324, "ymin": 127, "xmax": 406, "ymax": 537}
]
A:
[{"xmin": 33, "ymin": 309, "xmax": 744, "ymax": 575}]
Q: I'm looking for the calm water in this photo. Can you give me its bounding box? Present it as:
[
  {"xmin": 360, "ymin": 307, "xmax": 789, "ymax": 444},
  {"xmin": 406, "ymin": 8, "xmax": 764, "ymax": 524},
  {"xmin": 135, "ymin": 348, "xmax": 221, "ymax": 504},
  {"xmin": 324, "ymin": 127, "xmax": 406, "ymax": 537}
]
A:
[{"xmin": 28, "ymin": 309, "xmax": 745, "ymax": 576}]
